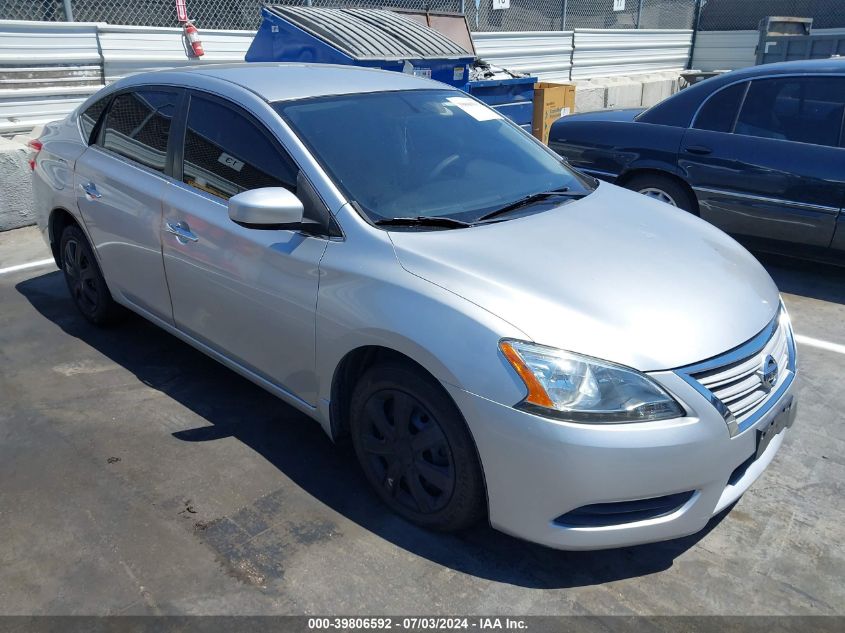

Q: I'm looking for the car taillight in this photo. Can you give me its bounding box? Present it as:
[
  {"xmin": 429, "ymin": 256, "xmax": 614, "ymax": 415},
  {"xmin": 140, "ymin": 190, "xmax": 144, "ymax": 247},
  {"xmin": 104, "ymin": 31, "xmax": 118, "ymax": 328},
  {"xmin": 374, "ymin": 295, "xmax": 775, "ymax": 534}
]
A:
[{"xmin": 27, "ymin": 139, "xmax": 43, "ymax": 171}]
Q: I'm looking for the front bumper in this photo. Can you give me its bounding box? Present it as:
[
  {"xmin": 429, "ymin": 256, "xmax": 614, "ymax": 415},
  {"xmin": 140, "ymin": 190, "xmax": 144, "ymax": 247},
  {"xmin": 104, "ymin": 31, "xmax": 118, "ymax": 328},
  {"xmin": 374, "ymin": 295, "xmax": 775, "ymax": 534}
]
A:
[{"xmin": 446, "ymin": 370, "xmax": 796, "ymax": 550}]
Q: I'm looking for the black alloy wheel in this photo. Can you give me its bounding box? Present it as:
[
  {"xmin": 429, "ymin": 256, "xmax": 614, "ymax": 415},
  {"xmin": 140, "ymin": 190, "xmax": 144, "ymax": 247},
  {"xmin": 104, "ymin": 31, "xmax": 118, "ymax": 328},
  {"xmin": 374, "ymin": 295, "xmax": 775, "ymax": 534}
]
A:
[
  {"xmin": 63, "ymin": 235, "xmax": 100, "ymax": 316},
  {"xmin": 59, "ymin": 224, "xmax": 123, "ymax": 325},
  {"xmin": 359, "ymin": 388, "xmax": 456, "ymax": 515},
  {"xmin": 350, "ymin": 362, "xmax": 485, "ymax": 532}
]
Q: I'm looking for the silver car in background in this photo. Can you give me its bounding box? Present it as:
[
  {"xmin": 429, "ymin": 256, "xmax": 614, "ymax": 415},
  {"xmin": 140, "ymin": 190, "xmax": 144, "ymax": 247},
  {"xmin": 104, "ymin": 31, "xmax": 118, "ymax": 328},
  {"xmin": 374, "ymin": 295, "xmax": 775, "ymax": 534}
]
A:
[{"xmin": 31, "ymin": 63, "xmax": 797, "ymax": 550}]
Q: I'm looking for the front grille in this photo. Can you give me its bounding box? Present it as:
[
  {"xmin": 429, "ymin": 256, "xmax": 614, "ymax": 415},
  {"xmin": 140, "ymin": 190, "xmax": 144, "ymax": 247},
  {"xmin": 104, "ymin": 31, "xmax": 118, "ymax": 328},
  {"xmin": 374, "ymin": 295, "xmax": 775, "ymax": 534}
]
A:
[
  {"xmin": 677, "ymin": 309, "xmax": 796, "ymax": 436},
  {"xmin": 692, "ymin": 322, "xmax": 790, "ymax": 422}
]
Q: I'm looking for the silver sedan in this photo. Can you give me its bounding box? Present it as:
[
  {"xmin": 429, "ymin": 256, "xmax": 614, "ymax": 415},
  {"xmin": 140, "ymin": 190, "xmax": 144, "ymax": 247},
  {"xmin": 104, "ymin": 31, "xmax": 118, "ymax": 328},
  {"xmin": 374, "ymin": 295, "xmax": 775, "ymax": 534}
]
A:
[{"xmin": 31, "ymin": 63, "xmax": 797, "ymax": 550}]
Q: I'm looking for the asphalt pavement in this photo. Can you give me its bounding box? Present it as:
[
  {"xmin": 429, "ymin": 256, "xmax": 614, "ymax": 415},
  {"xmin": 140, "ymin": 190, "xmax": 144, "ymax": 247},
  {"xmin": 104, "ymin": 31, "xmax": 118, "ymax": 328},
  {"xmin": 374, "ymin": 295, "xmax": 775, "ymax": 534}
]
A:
[{"xmin": 0, "ymin": 226, "xmax": 843, "ymax": 615}]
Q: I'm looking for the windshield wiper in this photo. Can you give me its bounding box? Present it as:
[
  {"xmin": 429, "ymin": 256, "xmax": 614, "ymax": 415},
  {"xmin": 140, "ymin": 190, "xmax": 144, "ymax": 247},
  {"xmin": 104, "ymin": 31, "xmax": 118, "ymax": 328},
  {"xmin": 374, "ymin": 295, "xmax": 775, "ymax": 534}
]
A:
[
  {"xmin": 374, "ymin": 216, "xmax": 471, "ymax": 229},
  {"xmin": 477, "ymin": 188, "xmax": 587, "ymax": 223}
]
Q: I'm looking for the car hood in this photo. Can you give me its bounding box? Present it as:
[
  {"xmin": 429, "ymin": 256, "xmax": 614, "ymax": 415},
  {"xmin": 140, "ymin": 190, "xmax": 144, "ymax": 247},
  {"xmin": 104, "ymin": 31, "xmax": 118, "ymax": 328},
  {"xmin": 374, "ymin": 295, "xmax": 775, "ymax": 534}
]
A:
[
  {"xmin": 388, "ymin": 182, "xmax": 780, "ymax": 371},
  {"xmin": 558, "ymin": 108, "xmax": 645, "ymax": 123}
]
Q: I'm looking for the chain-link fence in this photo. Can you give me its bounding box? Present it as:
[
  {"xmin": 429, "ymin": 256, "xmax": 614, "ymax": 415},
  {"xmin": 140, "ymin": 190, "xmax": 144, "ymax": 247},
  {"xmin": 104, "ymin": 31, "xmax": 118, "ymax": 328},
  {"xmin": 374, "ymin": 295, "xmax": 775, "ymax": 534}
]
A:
[
  {"xmin": 0, "ymin": 0, "xmax": 700, "ymax": 31},
  {"xmin": 698, "ymin": 0, "xmax": 845, "ymax": 31},
  {"xmin": 465, "ymin": 0, "xmax": 697, "ymax": 31},
  {"xmin": 6, "ymin": 0, "xmax": 843, "ymax": 32}
]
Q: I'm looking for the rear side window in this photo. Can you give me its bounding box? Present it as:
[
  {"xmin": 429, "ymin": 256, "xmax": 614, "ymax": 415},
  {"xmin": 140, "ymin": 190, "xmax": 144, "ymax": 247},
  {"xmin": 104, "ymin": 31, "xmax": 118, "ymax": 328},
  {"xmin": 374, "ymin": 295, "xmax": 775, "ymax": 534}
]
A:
[
  {"xmin": 79, "ymin": 97, "xmax": 109, "ymax": 144},
  {"xmin": 181, "ymin": 94, "xmax": 296, "ymax": 201},
  {"xmin": 100, "ymin": 89, "xmax": 179, "ymax": 173},
  {"xmin": 693, "ymin": 82, "xmax": 747, "ymax": 133},
  {"xmin": 735, "ymin": 77, "xmax": 845, "ymax": 147}
]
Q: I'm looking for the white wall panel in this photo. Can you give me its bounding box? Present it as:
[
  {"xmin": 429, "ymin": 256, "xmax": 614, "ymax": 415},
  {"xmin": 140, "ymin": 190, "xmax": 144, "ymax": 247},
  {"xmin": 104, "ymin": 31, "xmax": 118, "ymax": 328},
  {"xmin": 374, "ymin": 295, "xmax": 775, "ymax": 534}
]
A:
[
  {"xmin": 99, "ymin": 25, "xmax": 254, "ymax": 84},
  {"xmin": 0, "ymin": 20, "xmax": 102, "ymax": 134},
  {"xmin": 472, "ymin": 31, "xmax": 573, "ymax": 82},
  {"xmin": 571, "ymin": 28, "xmax": 692, "ymax": 79}
]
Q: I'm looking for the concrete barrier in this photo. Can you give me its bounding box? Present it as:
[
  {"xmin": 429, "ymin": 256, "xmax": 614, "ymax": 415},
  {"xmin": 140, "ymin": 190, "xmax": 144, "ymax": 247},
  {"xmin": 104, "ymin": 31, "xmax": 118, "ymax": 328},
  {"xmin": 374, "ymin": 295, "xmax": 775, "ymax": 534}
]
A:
[
  {"xmin": 0, "ymin": 136, "xmax": 34, "ymax": 231},
  {"xmin": 573, "ymin": 70, "xmax": 682, "ymax": 112}
]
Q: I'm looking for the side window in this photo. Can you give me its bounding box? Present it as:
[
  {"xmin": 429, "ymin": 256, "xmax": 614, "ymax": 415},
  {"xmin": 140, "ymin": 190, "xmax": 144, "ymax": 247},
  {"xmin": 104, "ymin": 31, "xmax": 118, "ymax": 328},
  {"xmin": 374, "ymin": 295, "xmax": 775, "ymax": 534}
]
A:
[
  {"xmin": 99, "ymin": 89, "xmax": 179, "ymax": 173},
  {"xmin": 735, "ymin": 77, "xmax": 845, "ymax": 147},
  {"xmin": 79, "ymin": 97, "xmax": 109, "ymax": 144},
  {"xmin": 181, "ymin": 94, "xmax": 297, "ymax": 201},
  {"xmin": 693, "ymin": 82, "xmax": 747, "ymax": 133}
]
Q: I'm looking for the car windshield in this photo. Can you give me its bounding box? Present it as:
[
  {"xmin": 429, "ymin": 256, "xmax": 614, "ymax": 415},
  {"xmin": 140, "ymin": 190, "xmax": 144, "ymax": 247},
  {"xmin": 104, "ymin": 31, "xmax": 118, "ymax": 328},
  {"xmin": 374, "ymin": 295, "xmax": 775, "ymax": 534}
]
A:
[{"xmin": 274, "ymin": 89, "xmax": 594, "ymax": 224}]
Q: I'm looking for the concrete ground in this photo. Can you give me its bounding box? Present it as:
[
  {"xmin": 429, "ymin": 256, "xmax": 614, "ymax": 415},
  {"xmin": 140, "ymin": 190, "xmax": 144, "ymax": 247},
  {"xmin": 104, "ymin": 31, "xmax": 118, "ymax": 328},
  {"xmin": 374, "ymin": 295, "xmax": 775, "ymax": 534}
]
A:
[{"xmin": 0, "ymin": 226, "xmax": 843, "ymax": 616}]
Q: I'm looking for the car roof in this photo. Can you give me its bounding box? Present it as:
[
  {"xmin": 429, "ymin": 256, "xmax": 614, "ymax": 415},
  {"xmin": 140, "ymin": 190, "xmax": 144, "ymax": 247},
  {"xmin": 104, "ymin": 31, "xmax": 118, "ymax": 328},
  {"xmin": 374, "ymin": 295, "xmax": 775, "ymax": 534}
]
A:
[
  {"xmin": 719, "ymin": 57, "xmax": 845, "ymax": 79},
  {"xmin": 120, "ymin": 62, "xmax": 448, "ymax": 102},
  {"xmin": 639, "ymin": 57, "xmax": 845, "ymax": 127}
]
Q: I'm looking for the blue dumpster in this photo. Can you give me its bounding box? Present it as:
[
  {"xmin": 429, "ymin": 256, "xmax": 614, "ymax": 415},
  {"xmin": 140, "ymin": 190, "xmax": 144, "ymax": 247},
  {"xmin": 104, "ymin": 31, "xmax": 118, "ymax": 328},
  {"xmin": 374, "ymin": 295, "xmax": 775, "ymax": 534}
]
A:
[
  {"xmin": 246, "ymin": 6, "xmax": 475, "ymax": 89},
  {"xmin": 465, "ymin": 76, "xmax": 537, "ymax": 132}
]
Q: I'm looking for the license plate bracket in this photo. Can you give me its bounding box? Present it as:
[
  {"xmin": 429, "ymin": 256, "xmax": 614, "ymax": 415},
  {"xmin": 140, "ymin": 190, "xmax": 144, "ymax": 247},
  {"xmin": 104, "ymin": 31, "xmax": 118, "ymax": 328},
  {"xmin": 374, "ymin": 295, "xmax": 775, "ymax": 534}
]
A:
[{"xmin": 755, "ymin": 395, "xmax": 795, "ymax": 460}]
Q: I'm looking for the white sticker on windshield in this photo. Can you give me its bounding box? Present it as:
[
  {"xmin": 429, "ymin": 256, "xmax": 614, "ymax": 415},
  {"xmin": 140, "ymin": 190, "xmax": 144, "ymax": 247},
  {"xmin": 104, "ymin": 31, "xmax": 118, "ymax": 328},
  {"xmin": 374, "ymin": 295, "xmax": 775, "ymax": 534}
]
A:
[
  {"xmin": 447, "ymin": 96, "xmax": 501, "ymax": 122},
  {"xmin": 218, "ymin": 152, "xmax": 244, "ymax": 172}
]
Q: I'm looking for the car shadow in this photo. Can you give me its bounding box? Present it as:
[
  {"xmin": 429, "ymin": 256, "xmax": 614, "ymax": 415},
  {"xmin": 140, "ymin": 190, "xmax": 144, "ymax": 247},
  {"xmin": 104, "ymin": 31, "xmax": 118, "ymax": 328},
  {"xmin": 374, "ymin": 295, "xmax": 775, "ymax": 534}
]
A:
[
  {"xmin": 757, "ymin": 252, "xmax": 845, "ymax": 305},
  {"xmin": 17, "ymin": 270, "xmax": 729, "ymax": 590}
]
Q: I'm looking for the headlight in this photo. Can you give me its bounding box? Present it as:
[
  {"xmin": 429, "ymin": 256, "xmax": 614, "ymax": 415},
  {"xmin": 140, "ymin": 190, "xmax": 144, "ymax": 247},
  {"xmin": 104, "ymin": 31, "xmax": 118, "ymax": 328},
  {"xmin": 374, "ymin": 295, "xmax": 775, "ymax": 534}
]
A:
[{"xmin": 499, "ymin": 339, "xmax": 685, "ymax": 423}]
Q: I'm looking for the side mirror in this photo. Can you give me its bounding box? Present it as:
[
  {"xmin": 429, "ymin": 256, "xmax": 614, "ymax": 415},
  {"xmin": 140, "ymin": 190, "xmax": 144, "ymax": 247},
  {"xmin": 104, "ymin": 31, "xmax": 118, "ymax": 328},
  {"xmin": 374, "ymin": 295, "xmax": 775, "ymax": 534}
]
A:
[{"xmin": 228, "ymin": 187, "xmax": 304, "ymax": 228}]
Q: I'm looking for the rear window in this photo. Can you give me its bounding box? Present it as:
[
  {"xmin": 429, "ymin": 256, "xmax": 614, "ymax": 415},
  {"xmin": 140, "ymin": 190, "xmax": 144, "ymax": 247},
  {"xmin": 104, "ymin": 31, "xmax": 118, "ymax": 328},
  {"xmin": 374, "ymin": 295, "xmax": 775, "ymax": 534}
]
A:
[
  {"xmin": 693, "ymin": 82, "xmax": 747, "ymax": 133},
  {"xmin": 100, "ymin": 89, "xmax": 179, "ymax": 173},
  {"xmin": 79, "ymin": 97, "xmax": 109, "ymax": 144}
]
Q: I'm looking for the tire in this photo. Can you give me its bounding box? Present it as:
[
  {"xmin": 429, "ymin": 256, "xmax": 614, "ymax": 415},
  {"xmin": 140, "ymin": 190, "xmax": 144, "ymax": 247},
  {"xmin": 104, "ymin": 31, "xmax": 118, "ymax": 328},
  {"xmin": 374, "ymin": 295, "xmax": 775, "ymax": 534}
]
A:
[
  {"xmin": 350, "ymin": 362, "xmax": 486, "ymax": 532},
  {"xmin": 59, "ymin": 224, "xmax": 124, "ymax": 326},
  {"xmin": 623, "ymin": 173, "xmax": 696, "ymax": 214}
]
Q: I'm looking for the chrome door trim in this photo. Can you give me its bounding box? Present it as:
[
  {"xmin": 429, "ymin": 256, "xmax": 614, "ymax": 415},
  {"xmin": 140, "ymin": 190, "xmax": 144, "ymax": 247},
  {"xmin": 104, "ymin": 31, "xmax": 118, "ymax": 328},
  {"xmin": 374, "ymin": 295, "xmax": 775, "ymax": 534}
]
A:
[{"xmin": 692, "ymin": 186, "xmax": 841, "ymax": 215}]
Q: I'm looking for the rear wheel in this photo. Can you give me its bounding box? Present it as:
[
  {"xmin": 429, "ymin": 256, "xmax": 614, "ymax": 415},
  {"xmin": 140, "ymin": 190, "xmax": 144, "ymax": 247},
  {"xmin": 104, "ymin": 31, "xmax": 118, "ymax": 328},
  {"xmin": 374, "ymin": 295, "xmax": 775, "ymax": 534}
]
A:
[
  {"xmin": 350, "ymin": 362, "xmax": 485, "ymax": 532},
  {"xmin": 60, "ymin": 225, "xmax": 123, "ymax": 326},
  {"xmin": 623, "ymin": 173, "xmax": 696, "ymax": 214}
]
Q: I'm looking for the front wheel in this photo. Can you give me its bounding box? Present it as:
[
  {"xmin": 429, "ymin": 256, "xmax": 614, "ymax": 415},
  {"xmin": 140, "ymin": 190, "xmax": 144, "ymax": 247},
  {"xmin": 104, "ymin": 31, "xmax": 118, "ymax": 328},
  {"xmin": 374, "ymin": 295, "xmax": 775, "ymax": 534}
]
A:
[{"xmin": 350, "ymin": 362, "xmax": 486, "ymax": 532}]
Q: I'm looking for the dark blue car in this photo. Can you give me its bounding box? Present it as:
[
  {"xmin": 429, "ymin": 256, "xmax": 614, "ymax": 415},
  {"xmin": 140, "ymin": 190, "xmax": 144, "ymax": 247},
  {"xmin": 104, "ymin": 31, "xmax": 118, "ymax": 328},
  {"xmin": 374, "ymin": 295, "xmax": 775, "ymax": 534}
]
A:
[{"xmin": 548, "ymin": 58, "xmax": 845, "ymax": 264}]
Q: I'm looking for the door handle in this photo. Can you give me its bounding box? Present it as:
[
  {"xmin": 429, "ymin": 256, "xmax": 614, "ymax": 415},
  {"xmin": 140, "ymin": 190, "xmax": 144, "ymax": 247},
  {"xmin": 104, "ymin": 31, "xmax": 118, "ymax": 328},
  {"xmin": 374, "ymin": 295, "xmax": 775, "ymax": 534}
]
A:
[
  {"xmin": 165, "ymin": 221, "xmax": 199, "ymax": 244},
  {"xmin": 684, "ymin": 145, "xmax": 713, "ymax": 155},
  {"xmin": 80, "ymin": 182, "xmax": 102, "ymax": 199}
]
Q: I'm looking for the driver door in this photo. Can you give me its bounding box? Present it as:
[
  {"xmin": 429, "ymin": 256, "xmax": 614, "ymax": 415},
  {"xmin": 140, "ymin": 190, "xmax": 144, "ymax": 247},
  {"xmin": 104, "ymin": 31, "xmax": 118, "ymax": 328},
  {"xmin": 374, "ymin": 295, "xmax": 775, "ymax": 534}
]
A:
[{"xmin": 161, "ymin": 91, "xmax": 328, "ymax": 405}]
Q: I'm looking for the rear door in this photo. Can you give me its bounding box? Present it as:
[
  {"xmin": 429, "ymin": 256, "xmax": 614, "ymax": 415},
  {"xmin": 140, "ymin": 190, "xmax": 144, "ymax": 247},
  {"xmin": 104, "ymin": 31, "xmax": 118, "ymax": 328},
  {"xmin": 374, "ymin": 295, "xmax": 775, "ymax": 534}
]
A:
[
  {"xmin": 160, "ymin": 91, "xmax": 329, "ymax": 405},
  {"xmin": 75, "ymin": 87, "xmax": 181, "ymax": 322},
  {"xmin": 680, "ymin": 75, "xmax": 845, "ymax": 249}
]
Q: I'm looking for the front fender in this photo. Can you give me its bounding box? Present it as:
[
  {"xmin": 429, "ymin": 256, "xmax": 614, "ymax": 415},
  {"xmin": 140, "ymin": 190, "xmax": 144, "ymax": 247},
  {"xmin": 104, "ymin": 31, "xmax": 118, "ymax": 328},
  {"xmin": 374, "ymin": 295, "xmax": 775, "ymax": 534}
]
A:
[{"xmin": 313, "ymin": 207, "xmax": 528, "ymax": 436}]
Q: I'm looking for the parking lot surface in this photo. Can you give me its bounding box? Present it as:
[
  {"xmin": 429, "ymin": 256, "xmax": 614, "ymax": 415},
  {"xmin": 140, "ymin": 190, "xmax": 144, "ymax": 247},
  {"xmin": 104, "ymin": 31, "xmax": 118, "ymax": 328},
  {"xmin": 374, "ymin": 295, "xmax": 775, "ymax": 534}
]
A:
[{"xmin": 1, "ymin": 226, "xmax": 843, "ymax": 616}]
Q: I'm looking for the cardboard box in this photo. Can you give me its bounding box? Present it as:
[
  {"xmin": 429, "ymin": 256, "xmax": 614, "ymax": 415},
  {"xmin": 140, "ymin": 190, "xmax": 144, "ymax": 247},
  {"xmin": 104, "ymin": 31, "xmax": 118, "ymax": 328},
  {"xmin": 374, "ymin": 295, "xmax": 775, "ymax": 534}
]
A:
[{"xmin": 532, "ymin": 82, "xmax": 576, "ymax": 145}]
